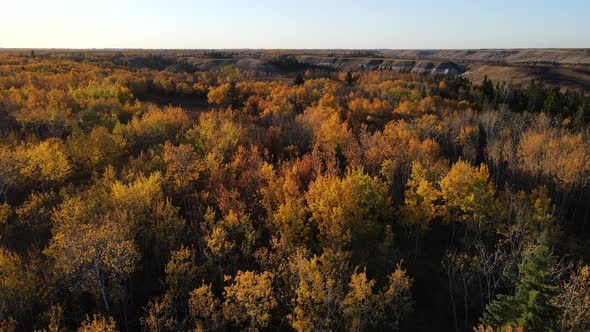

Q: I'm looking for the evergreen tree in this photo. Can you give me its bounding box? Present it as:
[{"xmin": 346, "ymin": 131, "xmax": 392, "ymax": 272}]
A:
[
  {"xmin": 526, "ymin": 80, "xmax": 547, "ymax": 113},
  {"xmin": 345, "ymin": 71, "xmax": 355, "ymax": 86},
  {"xmin": 223, "ymin": 80, "xmax": 241, "ymax": 109},
  {"xmin": 481, "ymin": 74, "xmax": 494, "ymax": 103},
  {"xmin": 542, "ymin": 88, "xmax": 563, "ymax": 115},
  {"xmin": 294, "ymin": 73, "xmax": 305, "ymax": 86},
  {"xmin": 483, "ymin": 234, "xmax": 560, "ymax": 331}
]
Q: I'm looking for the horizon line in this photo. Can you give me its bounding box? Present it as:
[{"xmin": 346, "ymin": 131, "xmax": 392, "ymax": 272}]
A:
[{"xmin": 1, "ymin": 47, "xmax": 589, "ymax": 51}]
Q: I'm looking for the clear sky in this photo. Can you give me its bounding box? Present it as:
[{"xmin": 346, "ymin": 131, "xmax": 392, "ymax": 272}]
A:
[{"xmin": 1, "ymin": 0, "xmax": 589, "ymax": 49}]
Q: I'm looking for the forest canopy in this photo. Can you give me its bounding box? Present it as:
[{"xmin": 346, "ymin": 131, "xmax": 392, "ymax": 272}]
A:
[{"xmin": 0, "ymin": 51, "xmax": 590, "ymax": 332}]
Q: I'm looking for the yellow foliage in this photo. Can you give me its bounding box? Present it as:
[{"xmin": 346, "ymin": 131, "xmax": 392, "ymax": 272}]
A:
[
  {"xmin": 289, "ymin": 253, "xmax": 341, "ymax": 332},
  {"xmin": 377, "ymin": 262, "xmax": 414, "ymax": 330},
  {"xmin": 518, "ymin": 129, "xmax": 590, "ymax": 187},
  {"xmin": 363, "ymin": 120, "xmax": 442, "ymax": 173},
  {"xmin": 111, "ymin": 172, "xmax": 163, "ymax": 210},
  {"xmin": 299, "ymin": 107, "xmax": 360, "ymax": 169},
  {"xmin": 186, "ymin": 111, "xmax": 245, "ymax": 160},
  {"xmin": 341, "ymin": 270, "xmax": 376, "ymax": 332},
  {"xmin": 0, "ymin": 204, "xmax": 10, "ymax": 227},
  {"xmin": 163, "ymin": 143, "xmax": 201, "ymax": 191},
  {"xmin": 207, "ymin": 82, "xmax": 230, "ymax": 105},
  {"xmin": 67, "ymin": 126, "xmax": 128, "ymax": 172},
  {"xmin": 118, "ymin": 106, "xmax": 190, "ymax": 148},
  {"xmin": 439, "ymin": 160, "xmax": 496, "ymax": 226},
  {"xmin": 306, "ymin": 168, "xmax": 389, "ymax": 252},
  {"xmin": 189, "ymin": 284, "xmax": 220, "ymax": 330},
  {"xmin": 78, "ymin": 314, "xmax": 117, "ymax": 332},
  {"xmin": 395, "ymin": 100, "xmax": 418, "ymax": 116},
  {"xmin": 164, "ymin": 246, "xmax": 197, "ymax": 293},
  {"xmin": 223, "ymin": 270, "xmax": 276, "ymax": 330},
  {"xmin": 402, "ymin": 162, "xmax": 441, "ymax": 230},
  {"xmin": 18, "ymin": 139, "xmax": 71, "ymax": 186},
  {"xmin": 0, "ymin": 249, "xmax": 35, "ymax": 317}
]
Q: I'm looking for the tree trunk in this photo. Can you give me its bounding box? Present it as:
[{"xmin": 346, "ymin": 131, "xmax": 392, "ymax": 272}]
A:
[
  {"xmin": 2, "ymin": 192, "xmax": 7, "ymax": 248},
  {"xmin": 414, "ymin": 224, "xmax": 420, "ymax": 260},
  {"xmin": 94, "ymin": 260, "xmax": 110, "ymax": 313}
]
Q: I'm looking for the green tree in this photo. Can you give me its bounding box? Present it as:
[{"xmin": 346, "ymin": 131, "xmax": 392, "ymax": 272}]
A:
[
  {"xmin": 483, "ymin": 236, "xmax": 560, "ymax": 331},
  {"xmin": 294, "ymin": 73, "xmax": 305, "ymax": 86},
  {"xmin": 223, "ymin": 80, "xmax": 242, "ymax": 109},
  {"xmin": 543, "ymin": 88, "xmax": 563, "ymax": 115},
  {"xmin": 481, "ymin": 75, "xmax": 495, "ymax": 104},
  {"xmin": 345, "ymin": 72, "xmax": 355, "ymax": 86}
]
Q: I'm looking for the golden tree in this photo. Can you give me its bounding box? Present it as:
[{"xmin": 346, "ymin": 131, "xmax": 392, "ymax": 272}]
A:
[
  {"xmin": 188, "ymin": 284, "xmax": 221, "ymax": 331},
  {"xmin": 401, "ymin": 161, "xmax": 441, "ymax": 257},
  {"xmin": 376, "ymin": 262, "xmax": 414, "ymax": 332},
  {"xmin": 439, "ymin": 160, "xmax": 496, "ymax": 236},
  {"xmin": 18, "ymin": 139, "xmax": 71, "ymax": 190},
  {"xmin": 289, "ymin": 254, "xmax": 342, "ymax": 332},
  {"xmin": 306, "ymin": 168, "xmax": 389, "ymax": 261},
  {"xmin": 78, "ymin": 314, "xmax": 117, "ymax": 332},
  {"xmin": 341, "ymin": 269, "xmax": 377, "ymax": 332},
  {"xmin": 45, "ymin": 207, "xmax": 139, "ymax": 312},
  {"xmin": 0, "ymin": 249, "xmax": 35, "ymax": 320},
  {"xmin": 223, "ymin": 270, "xmax": 277, "ymax": 331}
]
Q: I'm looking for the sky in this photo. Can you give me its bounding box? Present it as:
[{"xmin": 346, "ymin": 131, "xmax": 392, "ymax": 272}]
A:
[{"xmin": 1, "ymin": 0, "xmax": 589, "ymax": 49}]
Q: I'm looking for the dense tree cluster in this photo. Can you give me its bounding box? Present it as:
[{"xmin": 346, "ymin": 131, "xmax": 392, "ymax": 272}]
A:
[{"xmin": 0, "ymin": 51, "xmax": 589, "ymax": 331}]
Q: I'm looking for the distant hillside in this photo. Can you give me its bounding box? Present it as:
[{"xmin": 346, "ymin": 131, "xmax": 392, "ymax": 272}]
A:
[
  {"xmin": 463, "ymin": 63, "xmax": 590, "ymax": 92},
  {"xmin": 178, "ymin": 49, "xmax": 590, "ymax": 91},
  {"xmin": 3, "ymin": 48, "xmax": 589, "ymax": 91},
  {"xmin": 380, "ymin": 49, "xmax": 590, "ymax": 65}
]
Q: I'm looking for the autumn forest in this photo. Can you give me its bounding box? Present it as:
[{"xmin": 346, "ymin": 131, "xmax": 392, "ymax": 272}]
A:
[{"xmin": 1, "ymin": 50, "xmax": 590, "ymax": 332}]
